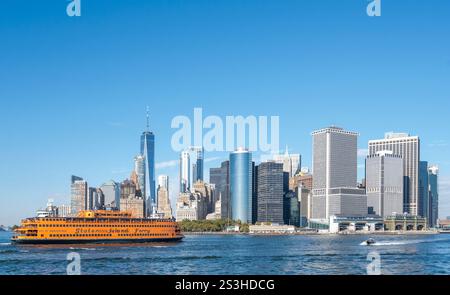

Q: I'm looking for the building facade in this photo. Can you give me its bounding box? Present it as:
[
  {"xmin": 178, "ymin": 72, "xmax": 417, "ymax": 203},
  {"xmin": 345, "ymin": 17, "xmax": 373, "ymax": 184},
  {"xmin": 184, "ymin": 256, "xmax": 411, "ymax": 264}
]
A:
[
  {"xmin": 366, "ymin": 151, "xmax": 404, "ymax": 217},
  {"xmin": 428, "ymin": 165, "xmax": 439, "ymax": 227},
  {"xmin": 368, "ymin": 133, "xmax": 420, "ymax": 215},
  {"xmin": 230, "ymin": 148, "xmax": 253, "ymax": 223},
  {"xmin": 70, "ymin": 176, "xmax": 88, "ymax": 215},
  {"xmin": 100, "ymin": 180, "xmax": 120, "ymax": 209},
  {"xmin": 311, "ymin": 127, "xmax": 360, "ymax": 220},
  {"xmin": 210, "ymin": 161, "xmax": 230, "ymax": 219},
  {"xmin": 257, "ymin": 161, "xmax": 284, "ymax": 224}
]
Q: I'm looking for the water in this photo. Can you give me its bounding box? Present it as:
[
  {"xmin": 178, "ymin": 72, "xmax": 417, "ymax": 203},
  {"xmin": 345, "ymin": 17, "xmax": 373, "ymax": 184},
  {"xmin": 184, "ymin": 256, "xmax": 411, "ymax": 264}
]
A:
[{"xmin": 1, "ymin": 231, "xmax": 450, "ymax": 275}]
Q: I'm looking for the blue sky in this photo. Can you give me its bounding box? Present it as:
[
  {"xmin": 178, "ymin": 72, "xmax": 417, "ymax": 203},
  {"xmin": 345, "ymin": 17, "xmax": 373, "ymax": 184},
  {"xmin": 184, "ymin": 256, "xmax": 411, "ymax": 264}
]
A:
[{"xmin": 1, "ymin": 0, "xmax": 449, "ymax": 225}]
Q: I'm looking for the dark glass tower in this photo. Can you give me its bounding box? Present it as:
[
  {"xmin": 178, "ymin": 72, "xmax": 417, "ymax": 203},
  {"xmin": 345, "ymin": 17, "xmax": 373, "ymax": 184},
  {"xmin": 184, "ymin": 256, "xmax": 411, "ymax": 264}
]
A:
[{"xmin": 141, "ymin": 109, "xmax": 156, "ymax": 215}]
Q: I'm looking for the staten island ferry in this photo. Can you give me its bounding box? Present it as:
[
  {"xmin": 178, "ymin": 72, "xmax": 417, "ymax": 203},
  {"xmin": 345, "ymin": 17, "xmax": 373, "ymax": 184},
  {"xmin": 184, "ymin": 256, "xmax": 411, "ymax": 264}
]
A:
[{"xmin": 11, "ymin": 210, "xmax": 184, "ymax": 244}]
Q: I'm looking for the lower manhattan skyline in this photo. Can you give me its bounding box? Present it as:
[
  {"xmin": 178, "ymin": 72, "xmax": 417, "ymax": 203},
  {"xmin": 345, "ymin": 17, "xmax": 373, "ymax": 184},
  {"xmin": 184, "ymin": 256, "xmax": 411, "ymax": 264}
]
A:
[{"xmin": 1, "ymin": 0, "xmax": 450, "ymax": 229}]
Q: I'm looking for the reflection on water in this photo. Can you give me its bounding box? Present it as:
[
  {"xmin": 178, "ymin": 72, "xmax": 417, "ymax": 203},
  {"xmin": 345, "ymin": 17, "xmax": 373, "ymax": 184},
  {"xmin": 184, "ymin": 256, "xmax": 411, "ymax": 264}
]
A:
[{"xmin": 1, "ymin": 231, "xmax": 450, "ymax": 275}]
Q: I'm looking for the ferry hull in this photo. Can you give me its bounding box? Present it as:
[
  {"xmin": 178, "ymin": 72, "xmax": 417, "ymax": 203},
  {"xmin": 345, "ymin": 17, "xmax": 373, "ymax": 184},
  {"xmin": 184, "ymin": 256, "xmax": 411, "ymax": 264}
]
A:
[{"xmin": 12, "ymin": 236, "xmax": 184, "ymax": 245}]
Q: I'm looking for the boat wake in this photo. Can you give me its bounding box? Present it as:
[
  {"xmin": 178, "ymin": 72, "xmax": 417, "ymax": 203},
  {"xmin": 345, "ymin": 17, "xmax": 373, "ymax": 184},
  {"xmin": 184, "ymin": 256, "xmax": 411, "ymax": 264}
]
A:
[
  {"xmin": 0, "ymin": 242, "xmax": 11, "ymax": 246},
  {"xmin": 360, "ymin": 237, "xmax": 450, "ymax": 246}
]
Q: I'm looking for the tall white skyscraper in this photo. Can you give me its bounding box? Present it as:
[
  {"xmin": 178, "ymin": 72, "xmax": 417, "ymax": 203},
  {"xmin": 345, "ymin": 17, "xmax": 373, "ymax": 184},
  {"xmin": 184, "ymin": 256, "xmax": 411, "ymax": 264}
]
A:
[
  {"xmin": 180, "ymin": 151, "xmax": 190, "ymax": 193},
  {"xmin": 273, "ymin": 146, "xmax": 301, "ymax": 177},
  {"xmin": 311, "ymin": 127, "xmax": 366, "ymax": 220},
  {"xmin": 368, "ymin": 132, "xmax": 420, "ymax": 215},
  {"xmin": 366, "ymin": 151, "xmax": 404, "ymax": 217}
]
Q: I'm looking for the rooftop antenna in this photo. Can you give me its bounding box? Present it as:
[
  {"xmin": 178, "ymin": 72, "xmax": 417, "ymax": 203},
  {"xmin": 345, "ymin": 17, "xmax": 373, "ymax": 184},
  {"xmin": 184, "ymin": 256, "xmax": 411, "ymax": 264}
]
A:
[{"xmin": 146, "ymin": 106, "xmax": 150, "ymax": 131}]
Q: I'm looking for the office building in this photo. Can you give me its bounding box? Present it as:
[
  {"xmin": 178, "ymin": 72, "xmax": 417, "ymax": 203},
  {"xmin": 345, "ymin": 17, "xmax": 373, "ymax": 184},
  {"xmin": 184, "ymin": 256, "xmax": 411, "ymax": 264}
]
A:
[
  {"xmin": 311, "ymin": 127, "xmax": 362, "ymax": 220},
  {"xmin": 284, "ymin": 190, "xmax": 300, "ymax": 226},
  {"xmin": 180, "ymin": 150, "xmax": 190, "ymax": 193},
  {"xmin": 57, "ymin": 204, "xmax": 71, "ymax": 217},
  {"xmin": 210, "ymin": 161, "xmax": 230, "ymax": 219},
  {"xmin": 134, "ymin": 155, "xmax": 146, "ymax": 197},
  {"xmin": 120, "ymin": 197, "xmax": 145, "ymax": 218},
  {"xmin": 230, "ymin": 148, "xmax": 253, "ymax": 223},
  {"xmin": 428, "ymin": 165, "xmax": 439, "ymax": 227},
  {"xmin": 257, "ymin": 161, "xmax": 284, "ymax": 224},
  {"xmin": 368, "ymin": 132, "xmax": 420, "ymax": 215},
  {"xmin": 419, "ymin": 161, "xmax": 429, "ymax": 219},
  {"xmin": 100, "ymin": 180, "xmax": 120, "ymax": 209},
  {"xmin": 366, "ymin": 151, "xmax": 404, "ymax": 217},
  {"xmin": 70, "ymin": 176, "xmax": 88, "ymax": 215},
  {"xmin": 176, "ymin": 192, "xmax": 208, "ymax": 221}
]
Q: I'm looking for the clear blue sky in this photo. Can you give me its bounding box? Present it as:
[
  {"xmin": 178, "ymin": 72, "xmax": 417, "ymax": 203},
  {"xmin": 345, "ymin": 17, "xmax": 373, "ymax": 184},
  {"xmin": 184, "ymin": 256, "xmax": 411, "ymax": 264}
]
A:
[{"xmin": 1, "ymin": 0, "xmax": 449, "ymax": 225}]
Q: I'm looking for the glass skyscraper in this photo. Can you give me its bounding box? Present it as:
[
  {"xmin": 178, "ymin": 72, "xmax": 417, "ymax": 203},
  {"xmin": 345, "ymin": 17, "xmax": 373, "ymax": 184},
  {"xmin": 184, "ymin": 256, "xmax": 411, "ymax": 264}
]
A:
[
  {"xmin": 428, "ymin": 166, "xmax": 439, "ymax": 227},
  {"xmin": 141, "ymin": 110, "xmax": 156, "ymax": 215},
  {"xmin": 419, "ymin": 161, "xmax": 429, "ymax": 219},
  {"xmin": 230, "ymin": 148, "xmax": 253, "ymax": 223}
]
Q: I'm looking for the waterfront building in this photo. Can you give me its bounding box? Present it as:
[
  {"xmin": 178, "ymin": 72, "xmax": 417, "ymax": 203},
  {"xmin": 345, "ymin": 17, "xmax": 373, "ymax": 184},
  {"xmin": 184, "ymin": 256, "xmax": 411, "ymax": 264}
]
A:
[
  {"xmin": 70, "ymin": 176, "xmax": 88, "ymax": 215},
  {"xmin": 257, "ymin": 161, "xmax": 284, "ymax": 224},
  {"xmin": 249, "ymin": 224, "xmax": 296, "ymax": 234},
  {"xmin": 428, "ymin": 165, "xmax": 439, "ymax": 227},
  {"xmin": 134, "ymin": 155, "xmax": 146, "ymax": 198},
  {"xmin": 298, "ymin": 185, "xmax": 312, "ymax": 227},
  {"xmin": 230, "ymin": 148, "xmax": 253, "ymax": 224},
  {"xmin": 252, "ymin": 162, "xmax": 258, "ymax": 224},
  {"xmin": 157, "ymin": 176, "xmax": 173, "ymax": 219},
  {"xmin": 418, "ymin": 161, "xmax": 429, "ymax": 219},
  {"xmin": 206, "ymin": 197, "xmax": 222, "ymax": 220},
  {"xmin": 272, "ymin": 147, "xmax": 301, "ymax": 177},
  {"xmin": 384, "ymin": 214, "xmax": 427, "ymax": 231},
  {"xmin": 311, "ymin": 126, "xmax": 361, "ymax": 220},
  {"xmin": 283, "ymin": 190, "xmax": 300, "ymax": 227},
  {"xmin": 180, "ymin": 150, "xmax": 190, "ymax": 193},
  {"xmin": 100, "ymin": 180, "xmax": 120, "ymax": 209},
  {"xmin": 365, "ymin": 151, "xmax": 404, "ymax": 217},
  {"xmin": 175, "ymin": 192, "xmax": 208, "ymax": 221},
  {"xmin": 141, "ymin": 108, "xmax": 156, "ymax": 215},
  {"xmin": 368, "ymin": 132, "xmax": 420, "ymax": 215},
  {"xmin": 328, "ymin": 215, "xmax": 384, "ymax": 234},
  {"xmin": 210, "ymin": 161, "xmax": 230, "ymax": 219}
]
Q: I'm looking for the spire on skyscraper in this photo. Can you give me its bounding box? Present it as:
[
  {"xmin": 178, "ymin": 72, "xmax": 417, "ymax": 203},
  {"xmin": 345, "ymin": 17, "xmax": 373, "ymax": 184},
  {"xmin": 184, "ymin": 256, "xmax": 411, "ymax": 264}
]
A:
[{"xmin": 146, "ymin": 106, "xmax": 150, "ymax": 132}]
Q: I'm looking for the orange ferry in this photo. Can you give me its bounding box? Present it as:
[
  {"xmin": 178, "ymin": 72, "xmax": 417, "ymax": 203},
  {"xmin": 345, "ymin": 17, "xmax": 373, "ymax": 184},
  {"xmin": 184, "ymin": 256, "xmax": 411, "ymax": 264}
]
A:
[{"xmin": 11, "ymin": 210, "xmax": 184, "ymax": 244}]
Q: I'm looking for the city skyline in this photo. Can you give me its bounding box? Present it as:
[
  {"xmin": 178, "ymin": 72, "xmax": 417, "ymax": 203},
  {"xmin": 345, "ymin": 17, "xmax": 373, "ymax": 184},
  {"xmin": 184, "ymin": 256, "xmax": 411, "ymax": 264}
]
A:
[{"xmin": 1, "ymin": 0, "xmax": 450, "ymax": 225}]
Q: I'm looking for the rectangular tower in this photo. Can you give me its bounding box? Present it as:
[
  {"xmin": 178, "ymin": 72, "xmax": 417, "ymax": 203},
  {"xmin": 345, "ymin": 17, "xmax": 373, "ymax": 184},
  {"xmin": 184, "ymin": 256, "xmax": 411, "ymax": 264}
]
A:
[
  {"xmin": 311, "ymin": 127, "xmax": 359, "ymax": 220},
  {"xmin": 368, "ymin": 132, "xmax": 420, "ymax": 215},
  {"xmin": 366, "ymin": 151, "xmax": 404, "ymax": 217}
]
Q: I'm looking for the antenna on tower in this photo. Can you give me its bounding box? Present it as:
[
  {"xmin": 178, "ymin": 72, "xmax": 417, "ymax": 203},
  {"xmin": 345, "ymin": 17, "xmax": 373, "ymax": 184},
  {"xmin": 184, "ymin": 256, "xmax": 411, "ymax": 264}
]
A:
[{"xmin": 146, "ymin": 106, "xmax": 150, "ymax": 131}]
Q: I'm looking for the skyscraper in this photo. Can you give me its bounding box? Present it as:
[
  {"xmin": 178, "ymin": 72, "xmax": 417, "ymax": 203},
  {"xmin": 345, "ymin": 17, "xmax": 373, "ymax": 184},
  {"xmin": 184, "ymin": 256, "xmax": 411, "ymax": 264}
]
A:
[
  {"xmin": 157, "ymin": 175, "xmax": 172, "ymax": 219},
  {"xmin": 368, "ymin": 132, "xmax": 420, "ymax": 215},
  {"xmin": 210, "ymin": 161, "xmax": 230, "ymax": 219},
  {"xmin": 141, "ymin": 108, "xmax": 156, "ymax": 215},
  {"xmin": 311, "ymin": 127, "xmax": 366, "ymax": 220},
  {"xmin": 180, "ymin": 150, "xmax": 190, "ymax": 193},
  {"xmin": 134, "ymin": 155, "xmax": 146, "ymax": 197},
  {"xmin": 428, "ymin": 165, "xmax": 439, "ymax": 227},
  {"xmin": 70, "ymin": 176, "xmax": 88, "ymax": 215},
  {"xmin": 419, "ymin": 161, "xmax": 429, "ymax": 219},
  {"xmin": 365, "ymin": 151, "xmax": 404, "ymax": 217},
  {"xmin": 194, "ymin": 147, "xmax": 204, "ymax": 182},
  {"xmin": 230, "ymin": 148, "xmax": 253, "ymax": 223},
  {"xmin": 257, "ymin": 161, "xmax": 284, "ymax": 224},
  {"xmin": 100, "ymin": 180, "xmax": 120, "ymax": 209},
  {"xmin": 273, "ymin": 147, "xmax": 301, "ymax": 177}
]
